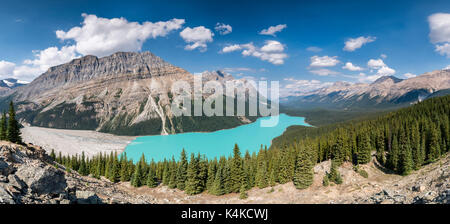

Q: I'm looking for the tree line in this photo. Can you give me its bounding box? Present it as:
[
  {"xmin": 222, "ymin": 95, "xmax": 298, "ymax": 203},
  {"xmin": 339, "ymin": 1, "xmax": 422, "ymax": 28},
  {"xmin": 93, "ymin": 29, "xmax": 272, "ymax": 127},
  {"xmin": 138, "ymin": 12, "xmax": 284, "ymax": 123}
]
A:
[{"xmin": 51, "ymin": 95, "xmax": 450, "ymax": 196}]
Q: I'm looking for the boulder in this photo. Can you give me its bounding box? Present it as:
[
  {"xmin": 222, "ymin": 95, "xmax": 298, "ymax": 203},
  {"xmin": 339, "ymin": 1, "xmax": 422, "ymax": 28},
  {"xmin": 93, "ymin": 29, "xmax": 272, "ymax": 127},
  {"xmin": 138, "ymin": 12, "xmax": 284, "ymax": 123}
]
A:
[
  {"xmin": 76, "ymin": 190, "xmax": 101, "ymax": 204},
  {"xmin": 0, "ymin": 158, "xmax": 11, "ymax": 176},
  {"xmin": 15, "ymin": 162, "xmax": 67, "ymax": 195},
  {"xmin": 8, "ymin": 175, "xmax": 26, "ymax": 191},
  {"xmin": 0, "ymin": 186, "xmax": 15, "ymax": 204}
]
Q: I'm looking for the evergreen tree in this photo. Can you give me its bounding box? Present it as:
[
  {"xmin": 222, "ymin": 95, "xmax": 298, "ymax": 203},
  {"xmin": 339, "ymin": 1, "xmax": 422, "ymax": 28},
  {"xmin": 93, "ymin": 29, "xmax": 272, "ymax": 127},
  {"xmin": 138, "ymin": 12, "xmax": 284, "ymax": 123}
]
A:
[
  {"xmin": 146, "ymin": 167, "xmax": 158, "ymax": 188},
  {"xmin": 328, "ymin": 159, "xmax": 343, "ymax": 184},
  {"xmin": 357, "ymin": 132, "xmax": 371, "ymax": 164},
  {"xmin": 6, "ymin": 101, "xmax": 21, "ymax": 144},
  {"xmin": 185, "ymin": 153, "xmax": 202, "ymax": 195},
  {"xmin": 131, "ymin": 154, "xmax": 146, "ymax": 187},
  {"xmin": 239, "ymin": 182, "xmax": 248, "ymax": 199},
  {"xmin": 229, "ymin": 144, "xmax": 244, "ymax": 193},
  {"xmin": 176, "ymin": 149, "xmax": 188, "ymax": 190},
  {"xmin": 0, "ymin": 112, "xmax": 7, "ymax": 140},
  {"xmin": 293, "ymin": 147, "xmax": 314, "ymax": 189},
  {"xmin": 78, "ymin": 152, "xmax": 88, "ymax": 176}
]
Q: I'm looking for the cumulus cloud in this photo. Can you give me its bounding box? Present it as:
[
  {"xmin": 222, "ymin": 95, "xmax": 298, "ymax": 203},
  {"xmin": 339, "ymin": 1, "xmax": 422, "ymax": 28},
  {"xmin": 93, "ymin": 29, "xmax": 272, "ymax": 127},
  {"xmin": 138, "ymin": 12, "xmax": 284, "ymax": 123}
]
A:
[
  {"xmin": 376, "ymin": 66, "xmax": 395, "ymax": 76},
  {"xmin": 367, "ymin": 58, "xmax": 395, "ymax": 76},
  {"xmin": 56, "ymin": 13, "xmax": 185, "ymax": 57},
  {"xmin": 215, "ymin": 23, "xmax": 232, "ymax": 35},
  {"xmin": 259, "ymin": 24, "xmax": 287, "ymax": 36},
  {"xmin": 180, "ymin": 26, "xmax": 214, "ymax": 51},
  {"xmin": 0, "ymin": 61, "xmax": 16, "ymax": 78},
  {"xmin": 282, "ymin": 78, "xmax": 332, "ymax": 97},
  {"xmin": 343, "ymin": 36, "xmax": 376, "ymax": 52},
  {"xmin": 403, "ymin": 73, "xmax": 417, "ymax": 78},
  {"xmin": 428, "ymin": 13, "xmax": 450, "ymax": 57},
  {"xmin": 12, "ymin": 46, "xmax": 78, "ymax": 81},
  {"xmin": 367, "ymin": 58, "xmax": 386, "ymax": 69},
  {"xmin": 306, "ymin": 46, "xmax": 322, "ymax": 52},
  {"xmin": 309, "ymin": 55, "xmax": 340, "ymax": 67},
  {"xmin": 342, "ymin": 62, "xmax": 363, "ymax": 71},
  {"xmin": 309, "ymin": 68, "xmax": 339, "ymax": 76},
  {"xmin": 221, "ymin": 44, "xmax": 242, "ymax": 53},
  {"xmin": 241, "ymin": 41, "xmax": 287, "ymax": 65},
  {"xmin": 222, "ymin": 40, "xmax": 288, "ymax": 65}
]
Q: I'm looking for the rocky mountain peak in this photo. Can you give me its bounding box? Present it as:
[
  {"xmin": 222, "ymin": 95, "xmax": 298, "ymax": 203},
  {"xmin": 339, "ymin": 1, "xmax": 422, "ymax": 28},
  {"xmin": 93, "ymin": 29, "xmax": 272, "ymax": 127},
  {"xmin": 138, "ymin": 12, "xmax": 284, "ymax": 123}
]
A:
[{"xmin": 373, "ymin": 75, "xmax": 403, "ymax": 84}]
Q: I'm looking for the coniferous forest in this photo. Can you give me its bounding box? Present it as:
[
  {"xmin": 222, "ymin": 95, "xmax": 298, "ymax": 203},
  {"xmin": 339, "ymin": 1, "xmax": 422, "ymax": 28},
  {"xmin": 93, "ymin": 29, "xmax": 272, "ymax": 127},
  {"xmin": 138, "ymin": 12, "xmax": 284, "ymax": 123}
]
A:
[{"xmin": 52, "ymin": 95, "xmax": 450, "ymax": 195}]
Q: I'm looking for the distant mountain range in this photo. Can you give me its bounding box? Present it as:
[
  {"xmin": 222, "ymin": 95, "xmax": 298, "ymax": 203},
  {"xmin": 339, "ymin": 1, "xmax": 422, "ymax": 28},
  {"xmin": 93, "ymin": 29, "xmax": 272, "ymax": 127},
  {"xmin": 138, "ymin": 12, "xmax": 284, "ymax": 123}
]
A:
[
  {"xmin": 282, "ymin": 70, "xmax": 450, "ymax": 110},
  {"xmin": 0, "ymin": 78, "xmax": 29, "ymax": 95},
  {"xmin": 1, "ymin": 52, "xmax": 257, "ymax": 135}
]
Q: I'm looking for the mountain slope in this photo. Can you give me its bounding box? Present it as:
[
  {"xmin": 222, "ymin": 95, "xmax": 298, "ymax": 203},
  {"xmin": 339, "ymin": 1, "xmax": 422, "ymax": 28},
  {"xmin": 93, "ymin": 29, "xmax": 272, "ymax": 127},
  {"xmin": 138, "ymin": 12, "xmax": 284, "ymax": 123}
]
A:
[
  {"xmin": 283, "ymin": 71, "xmax": 450, "ymax": 110},
  {"xmin": 3, "ymin": 52, "xmax": 257, "ymax": 135}
]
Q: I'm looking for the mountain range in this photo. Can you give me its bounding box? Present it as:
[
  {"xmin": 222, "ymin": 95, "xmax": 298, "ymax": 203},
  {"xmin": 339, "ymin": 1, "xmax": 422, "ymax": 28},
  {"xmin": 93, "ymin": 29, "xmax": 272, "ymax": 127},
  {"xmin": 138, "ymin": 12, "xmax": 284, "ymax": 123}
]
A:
[
  {"xmin": 1, "ymin": 52, "xmax": 257, "ymax": 135},
  {"xmin": 282, "ymin": 70, "xmax": 450, "ymax": 110},
  {"xmin": 0, "ymin": 51, "xmax": 449, "ymax": 135}
]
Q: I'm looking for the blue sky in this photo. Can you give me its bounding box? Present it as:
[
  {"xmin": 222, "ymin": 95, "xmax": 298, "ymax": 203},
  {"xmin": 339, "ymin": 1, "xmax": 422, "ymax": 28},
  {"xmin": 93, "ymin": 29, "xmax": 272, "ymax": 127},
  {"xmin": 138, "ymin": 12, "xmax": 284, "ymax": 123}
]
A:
[{"xmin": 0, "ymin": 0, "xmax": 450, "ymax": 96}]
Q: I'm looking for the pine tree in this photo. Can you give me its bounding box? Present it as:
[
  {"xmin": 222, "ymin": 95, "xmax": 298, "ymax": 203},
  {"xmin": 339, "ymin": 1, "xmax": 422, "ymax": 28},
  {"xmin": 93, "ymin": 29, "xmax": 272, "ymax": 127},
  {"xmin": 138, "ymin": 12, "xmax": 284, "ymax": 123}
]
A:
[
  {"xmin": 176, "ymin": 149, "xmax": 188, "ymax": 190},
  {"xmin": 328, "ymin": 159, "xmax": 343, "ymax": 184},
  {"xmin": 6, "ymin": 101, "xmax": 21, "ymax": 144},
  {"xmin": 185, "ymin": 153, "xmax": 201, "ymax": 195},
  {"xmin": 120, "ymin": 153, "xmax": 130, "ymax": 181},
  {"xmin": 50, "ymin": 149, "xmax": 56, "ymax": 161},
  {"xmin": 229, "ymin": 144, "xmax": 244, "ymax": 193},
  {"xmin": 131, "ymin": 154, "xmax": 146, "ymax": 187},
  {"xmin": 357, "ymin": 132, "xmax": 371, "ymax": 164},
  {"xmin": 210, "ymin": 163, "xmax": 225, "ymax": 195},
  {"xmin": 239, "ymin": 182, "xmax": 248, "ymax": 199},
  {"xmin": 146, "ymin": 167, "xmax": 158, "ymax": 188},
  {"xmin": 168, "ymin": 157, "xmax": 177, "ymax": 188},
  {"xmin": 0, "ymin": 112, "xmax": 7, "ymax": 140},
  {"xmin": 293, "ymin": 147, "xmax": 314, "ymax": 189},
  {"xmin": 78, "ymin": 152, "xmax": 88, "ymax": 176}
]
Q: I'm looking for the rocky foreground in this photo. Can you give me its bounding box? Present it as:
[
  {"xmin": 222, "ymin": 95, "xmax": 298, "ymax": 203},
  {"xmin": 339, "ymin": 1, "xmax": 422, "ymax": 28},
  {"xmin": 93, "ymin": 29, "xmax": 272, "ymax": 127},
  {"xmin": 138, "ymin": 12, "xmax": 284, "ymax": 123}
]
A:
[{"xmin": 0, "ymin": 141, "xmax": 448, "ymax": 204}]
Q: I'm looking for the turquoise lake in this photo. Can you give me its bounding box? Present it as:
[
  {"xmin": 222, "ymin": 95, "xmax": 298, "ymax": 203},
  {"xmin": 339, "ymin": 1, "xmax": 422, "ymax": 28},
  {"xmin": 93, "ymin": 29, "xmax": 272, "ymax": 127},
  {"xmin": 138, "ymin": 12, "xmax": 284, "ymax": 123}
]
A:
[{"xmin": 123, "ymin": 114, "xmax": 310, "ymax": 162}]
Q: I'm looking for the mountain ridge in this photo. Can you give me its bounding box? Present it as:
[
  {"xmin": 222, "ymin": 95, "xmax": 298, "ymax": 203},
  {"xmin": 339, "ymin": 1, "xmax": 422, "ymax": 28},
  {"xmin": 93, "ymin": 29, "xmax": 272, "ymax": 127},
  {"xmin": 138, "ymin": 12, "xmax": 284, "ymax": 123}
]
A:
[{"xmin": 283, "ymin": 70, "xmax": 450, "ymax": 110}]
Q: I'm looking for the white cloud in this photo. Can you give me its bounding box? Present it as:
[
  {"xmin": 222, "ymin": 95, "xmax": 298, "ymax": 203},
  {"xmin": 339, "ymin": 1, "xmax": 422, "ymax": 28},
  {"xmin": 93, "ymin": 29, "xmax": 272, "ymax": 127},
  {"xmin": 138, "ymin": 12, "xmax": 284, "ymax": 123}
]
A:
[
  {"xmin": 223, "ymin": 41, "xmax": 288, "ymax": 65},
  {"xmin": 367, "ymin": 58, "xmax": 386, "ymax": 69},
  {"xmin": 306, "ymin": 46, "xmax": 322, "ymax": 52},
  {"xmin": 343, "ymin": 36, "xmax": 376, "ymax": 52},
  {"xmin": 435, "ymin": 43, "xmax": 450, "ymax": 57},
  {"xmin": 367, "ymin": 58, "xmax": 396, "ymax": 76},
  {"xmin": 428, "ymin": 13, "xmax": 450, "ymax": 43},
  {"xmin": 56, "ymin": 13, "xmax": 185, "ymax": 57},
  {"xmin": 8, "ymin": 46, "xmax": 78, "ymax": 81},
  {"xmin": 428, "ymin": 13, "xmax": 450, "ymax": 57},
  {"xmin": 215, "ymin": 23, "xmax": 232, "ymax": 35},
  {"xmin": 376, "ymin": 66, "xmax": 395, "ymax": 76},
  {"xmin": 180, "ymin": 26, "xmax": 214, "ymax": 52},
  {"xmin": 309, "ymin": 68, "xmax": 339, "ymax": 76},
  {"xmin": 221, "ymin": 44, "xmax": 242, "ymax": 53},
  {"xmin": 309, "ymin": 55, "xmax": 340, "ymax": 67},
  {"xmin": 23, "ymin": 46, "xmax": 77, "ymax": 71},
  {"xmin": 342, "ymin": 62, "xmax": 363, "ymax": 71},
  {"xmin": 403, "ymin": 73, "xmax": 417, "ymax": 78},
  {"xmin": 380, "ymin": 54, "xmax": 387, "ymax": 59},
  {"xmin": 444, "ymin": 65, "xmax": 450, "ymax": 70},
  {"xmin": 241, "ymin": 41, "xmax": 287, "ymax": 65},
  {"xmin": 0, "ymin": 61, "xmax": 16, "ymax": 78},
  {"xmin": 282, "ymin": 78, "xmax": 332, "ymax": 97},
  {"xmin": 259, "ymin": 24, "xmax": 287, "ymax": 36}
]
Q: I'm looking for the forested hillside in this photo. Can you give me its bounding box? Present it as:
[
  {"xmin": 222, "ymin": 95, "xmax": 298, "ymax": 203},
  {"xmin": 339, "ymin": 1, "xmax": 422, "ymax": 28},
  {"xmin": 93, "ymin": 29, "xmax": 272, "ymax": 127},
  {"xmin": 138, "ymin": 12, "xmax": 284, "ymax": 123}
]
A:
[{"xmin": 52, "ymin": 95, "xmax": 450, "ymax": 195}]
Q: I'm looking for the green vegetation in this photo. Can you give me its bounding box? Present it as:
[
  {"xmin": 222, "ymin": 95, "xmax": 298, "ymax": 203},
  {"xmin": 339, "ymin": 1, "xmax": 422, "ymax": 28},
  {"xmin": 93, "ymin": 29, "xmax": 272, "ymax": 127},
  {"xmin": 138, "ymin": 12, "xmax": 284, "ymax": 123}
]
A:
[
  {"xmin": 0, "ymin": 101, "xmax": 22, "ymax": 144},
  {"xmin": 53, "ymin": 95, "xmax": 449, "ymax": 196}
]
